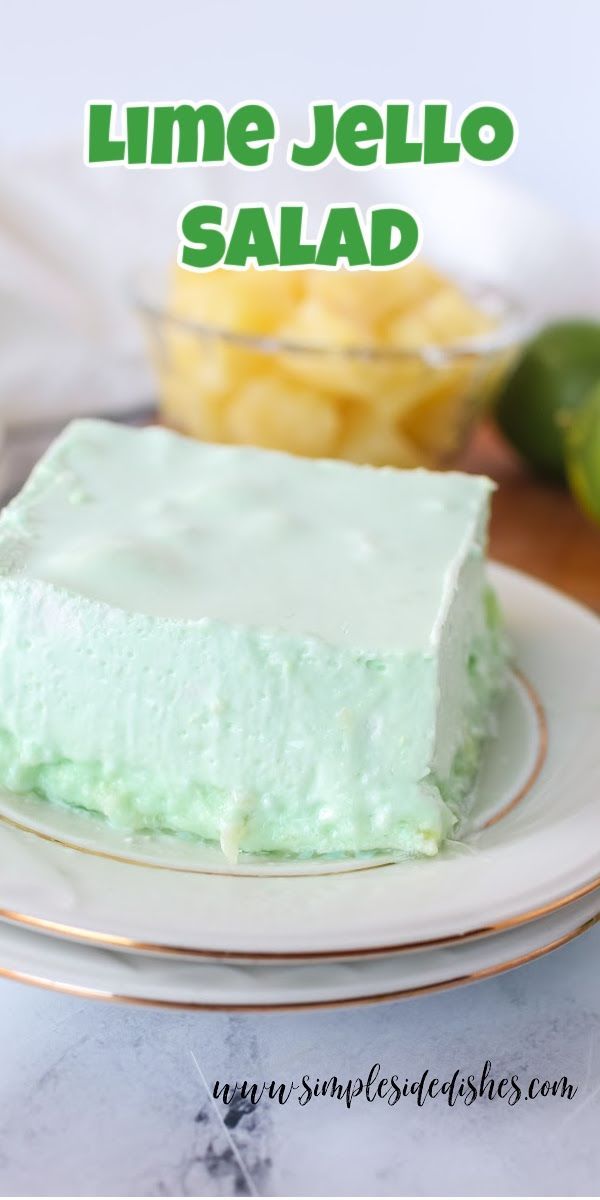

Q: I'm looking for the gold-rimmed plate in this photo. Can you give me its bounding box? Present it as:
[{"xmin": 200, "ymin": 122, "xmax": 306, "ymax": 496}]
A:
[
  {"xmin": 0, "ymin": 564, "xmax": 598, "ymax": 962},
  {"xmin": 0, "ymin": 886, "xmax": 599, "ymax": 1011}
]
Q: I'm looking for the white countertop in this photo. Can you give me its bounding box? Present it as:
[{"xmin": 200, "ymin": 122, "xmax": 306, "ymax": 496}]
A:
[{"xmin": 1, "ymin": 922, "xmax": 599, "ymax": 1196}]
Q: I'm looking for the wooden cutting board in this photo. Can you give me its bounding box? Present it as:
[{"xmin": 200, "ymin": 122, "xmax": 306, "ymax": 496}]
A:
[{"xmin": 457, "ymin": 423, "xmax": 600, "ymax": 613}]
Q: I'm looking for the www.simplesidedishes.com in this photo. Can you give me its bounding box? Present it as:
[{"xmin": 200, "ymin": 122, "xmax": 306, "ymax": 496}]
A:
[{"xmin": 212, "ymin": 1061, "xmax": 578, "ymax": 1111}]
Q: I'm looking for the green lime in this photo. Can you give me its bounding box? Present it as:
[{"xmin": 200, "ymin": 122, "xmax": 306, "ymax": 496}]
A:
[
  {"xmin": 565, "ymin": 382, "xmax": 600, "ymax": 524},
  {"xmin": 495, "ymin": 320, "xmax": 600, "ymax": 479}
]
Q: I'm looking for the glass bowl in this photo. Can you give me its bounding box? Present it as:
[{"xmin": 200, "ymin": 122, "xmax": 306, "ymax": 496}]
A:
[{"xmin": 136, "ymin": 270, "xmax": 526, "ymax": 469}]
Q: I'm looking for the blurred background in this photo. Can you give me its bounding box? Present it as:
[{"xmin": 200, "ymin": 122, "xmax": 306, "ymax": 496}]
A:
[{"xmin": 1, "ymin": 0, "xmax": 599, "ymax": 606}]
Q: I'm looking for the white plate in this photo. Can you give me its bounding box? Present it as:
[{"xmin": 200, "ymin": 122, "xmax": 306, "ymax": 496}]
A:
[
  {"xmin": 0, "ymin": 888, "xmax": 599, "ymax": 1011},
  {"xmin": 0, "ymin": 564, "xmax": 598, "ymax": 960}
]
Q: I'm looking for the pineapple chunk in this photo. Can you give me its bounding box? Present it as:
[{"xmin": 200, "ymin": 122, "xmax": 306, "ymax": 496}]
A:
[
  {"xmin": 400, "ymin": 363, "xmax": 478, "ymax": 457},
  {"xmin": 385, "ymin": 283, "xmax": 493, "ymax": 349},
  {"xmin": 171, "ymin": 265, "xmax": 305, "ymax": 334},
  {"xmin": 159, "ymin": 327, "xmax": 267, "ymax": 441},
  {"xmin": 277, "ymin": 296, "xmax": 386, "ymax": 401},
  {"xmin": 339, "ymin": 404, "xmax": 426, "ymax": 468},
  {"xmin": 279, "ymin": 293, "xmax": 371, "ymax": 350},
  {"xmin": 374, "ymin": 361, "xmax": 445, "ymax": 418},
  {"xmin": 308, "ymin": 261, "xmax": 444, "ymax": 328},
  {"xmin": 227, "ymin": 375, "xmax": 340, "ymax": 457},
  {"xmin": 162, "ymin": 379, "xmax": 230, "ymax": 442}
]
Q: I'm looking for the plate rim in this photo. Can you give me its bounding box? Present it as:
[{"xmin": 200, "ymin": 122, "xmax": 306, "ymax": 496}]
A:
[
  {"xmin": 0, "ymin": 910, "xmax": 597, "ymax": 1013},
  {"xmin": 3, "ymin": 873, "xmax": 600, "ymax": 963}
]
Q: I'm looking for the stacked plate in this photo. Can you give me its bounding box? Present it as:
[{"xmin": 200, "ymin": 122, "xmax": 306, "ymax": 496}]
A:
[{"xmin": 0, "ymin": 563, "xmax": 599, "ymax": 1011}]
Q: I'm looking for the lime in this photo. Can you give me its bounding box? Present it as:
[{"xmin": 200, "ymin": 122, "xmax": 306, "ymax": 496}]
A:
[
  {"xmin": 495, "ymin": 320, "xmax": 600, "ymax": 479},
  {"xmin": 565, "ymin": 382, "xmax": 600, "ymax": 524}
]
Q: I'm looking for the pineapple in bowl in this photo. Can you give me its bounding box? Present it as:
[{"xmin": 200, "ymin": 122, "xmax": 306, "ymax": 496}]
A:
[{"xmin": 140, "ymin": 262, "xmax": 521, "ymax": 467}]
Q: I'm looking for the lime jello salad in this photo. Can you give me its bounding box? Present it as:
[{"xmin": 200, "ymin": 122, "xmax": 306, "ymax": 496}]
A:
[{"xmin": 0, "ymin": 420, "xmax": 507, "ymax": 860}]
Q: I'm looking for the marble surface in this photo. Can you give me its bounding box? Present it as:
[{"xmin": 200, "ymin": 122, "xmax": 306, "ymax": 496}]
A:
[{"xmin": 1, "ymin": 924, "xmax": 600, "ymax": 1196}]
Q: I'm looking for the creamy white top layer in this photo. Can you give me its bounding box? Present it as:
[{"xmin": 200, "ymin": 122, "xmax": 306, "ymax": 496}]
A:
[{"xmin": 1, "ymin": 420, "xmax": 493, "ymax": 653}]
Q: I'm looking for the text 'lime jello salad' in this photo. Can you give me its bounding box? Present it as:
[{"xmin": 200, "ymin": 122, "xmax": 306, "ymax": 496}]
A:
[{"xmin": 0, "ymin": 419, "xmax": 507, "ymax": 860}]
